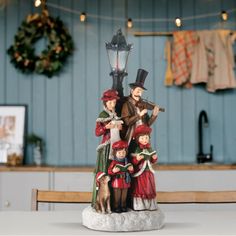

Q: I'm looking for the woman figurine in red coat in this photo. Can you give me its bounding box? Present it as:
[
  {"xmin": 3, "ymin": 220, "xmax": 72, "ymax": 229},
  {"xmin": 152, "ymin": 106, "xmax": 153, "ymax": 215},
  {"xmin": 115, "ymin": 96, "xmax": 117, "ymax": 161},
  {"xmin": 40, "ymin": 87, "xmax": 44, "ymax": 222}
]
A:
[
  {"xmin": 92, "ymin": 89, "xmax": 122, "ymax": 208},
  {"xmin": 131, "ymin": 124, "xmax": 158, "ymax": 211},
  {"xmin": 108, "ymin": 140, "xmax": 134, "ymax": 213}
]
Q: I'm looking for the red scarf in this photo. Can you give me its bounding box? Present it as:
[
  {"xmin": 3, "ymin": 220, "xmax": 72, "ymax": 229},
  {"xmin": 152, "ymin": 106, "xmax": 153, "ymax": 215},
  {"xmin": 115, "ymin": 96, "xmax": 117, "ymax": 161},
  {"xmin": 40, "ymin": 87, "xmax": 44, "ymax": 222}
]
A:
[{"xmin": 138, "ymin": 142, "xmax": 150, "ymax": 150}]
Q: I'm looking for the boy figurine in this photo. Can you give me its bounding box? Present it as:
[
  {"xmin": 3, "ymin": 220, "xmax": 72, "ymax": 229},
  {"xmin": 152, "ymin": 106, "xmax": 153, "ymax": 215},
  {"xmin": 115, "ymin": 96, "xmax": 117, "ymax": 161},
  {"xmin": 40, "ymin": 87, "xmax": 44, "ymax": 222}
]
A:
[
  {"xmin": 131, "ymin": 124, "xmax": 158, "ymax": 211},
  {"xmin": 108, "ymin": 140, "xmax": 134, "ymax": 213}
]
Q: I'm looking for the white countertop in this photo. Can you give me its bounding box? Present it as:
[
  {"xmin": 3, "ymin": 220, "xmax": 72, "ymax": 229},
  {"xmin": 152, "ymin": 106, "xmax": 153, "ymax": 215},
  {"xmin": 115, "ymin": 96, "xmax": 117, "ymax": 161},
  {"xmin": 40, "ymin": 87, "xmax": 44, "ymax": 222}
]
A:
[{"xmin": 0, "ymin": 204, "xmax": 236, "ymax": 235}]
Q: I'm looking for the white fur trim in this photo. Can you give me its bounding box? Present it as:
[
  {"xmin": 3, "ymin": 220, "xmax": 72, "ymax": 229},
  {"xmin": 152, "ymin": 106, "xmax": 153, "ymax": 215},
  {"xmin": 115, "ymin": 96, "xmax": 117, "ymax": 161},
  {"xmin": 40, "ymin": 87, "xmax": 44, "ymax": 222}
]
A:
[
  {"xmin": 96, "ymin": 117, "xmax": 113, "ymax": 123},
  {"xmin": 128, "ymin": 126, "xmax": 135, "ymax": 144},
  {"xmin": 132, "ymin": 160, "xmax": 147, "ymax": 177},
  {"xmin": 132, "ymin": 159, "xmax": 155, "ymax": 177},
  {"xmin": 96, "ymin": 107, "xmax": 120, "ymax": 123},
  {"xmin": 96, "ymin": 140, "xmax": 110, "ymax": 151},
  {"xmin": 103, "ymin": 106, "xmax": 117, "ymax": 117},
  {"xmin": 96, "ymin": 172, "xmax": 106, "ymax": 181},
  {"xmin": 133, "ymin": 197, "xmax": 157, "ymax": 211},
  {"xmin": 147, "ymin": 160, "xmax": 155, "ymax": 174}
]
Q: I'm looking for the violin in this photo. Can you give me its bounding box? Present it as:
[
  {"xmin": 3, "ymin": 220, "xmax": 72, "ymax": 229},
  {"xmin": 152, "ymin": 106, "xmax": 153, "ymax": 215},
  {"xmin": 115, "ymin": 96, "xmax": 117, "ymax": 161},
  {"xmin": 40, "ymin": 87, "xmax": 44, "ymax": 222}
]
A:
[{"xmin": 136, "ymin": 98, "xmax": 165, "ymax": 112}]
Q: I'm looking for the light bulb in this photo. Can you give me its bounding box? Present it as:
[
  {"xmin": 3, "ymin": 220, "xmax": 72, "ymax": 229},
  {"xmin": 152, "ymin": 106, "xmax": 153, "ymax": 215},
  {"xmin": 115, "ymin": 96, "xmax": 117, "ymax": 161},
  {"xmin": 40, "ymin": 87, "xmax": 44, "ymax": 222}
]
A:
[
  {"xmin": 221, "ymin": 10, "xmax": 228, "ymax": 21},
  {"xmin": 34, "ymin": 0, "xmax": 41, "ymax": 7},
  {"xmin": 127, "ymin": 18, "xmax": 133, "ymax": 28},
  {"xmin": 175, "ymin": 17, "xmax": 182, "ymax": 28},
  {"xmin": 80, "ymin": 12, "xmax": 86, "ymax": 22}
]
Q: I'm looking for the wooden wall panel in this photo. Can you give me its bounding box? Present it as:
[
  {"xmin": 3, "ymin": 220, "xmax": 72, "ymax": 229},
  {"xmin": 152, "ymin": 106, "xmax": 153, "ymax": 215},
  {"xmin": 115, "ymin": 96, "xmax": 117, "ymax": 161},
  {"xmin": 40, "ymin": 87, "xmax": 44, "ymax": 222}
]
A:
[
  {"xmin": 126, "ymin": 0, "xmax": 141, "ymax": 96},
  {"xmin": 72, "ymin": 0, "xmax": 87, "ymax": 165},
  {"xmin": 181, "ymin": 0, "xmax": 197, "ymax": 163},
  {"xmin": 99, "ymin": 0, "xmax": 113, "ymax": 96},
  {"xmin": 45, "ymin": 0, "xmax": 60, "ymax": 165},
  {"xmin": 167, "ymin": 0, "xmax": 183, "ymax": 163},
  {"xmin": 58, "ymin": 0, "xmax": 74, "ymax": 165},
  {"xmin": 5, "ymin": 0, "xmax": 19, "ymax": 104},
  {"xmin": 17, "ymin": 0, "xmax": 33, "ymax": 164},
  {"xmin": 139, "ymin": 0, "xmax": 156, "ymax": 148},
  {"xmin": 194, "ymin": 0, "xmax": 211, "ymax": 158},
  {"xmin": 153, "ymin": 0, "xmax": 169, "ymax": 163},
  {"xmin": 0, "ymin": 2, "xmax": 6, "ymax": 103},
  {"xmin": 1, "ymin": 0, "xmax": 236, "ymax": 165},
  {"xmin": 207, "ymin": 0, "xmax": 224, "ymax": 163},
  {"xmin": 223, "ymin": 0, "xmax": 236, "ymax": 163},
  {"xmin": 86, "ymin": 0, "xmax": 100, "ymax": 165}
]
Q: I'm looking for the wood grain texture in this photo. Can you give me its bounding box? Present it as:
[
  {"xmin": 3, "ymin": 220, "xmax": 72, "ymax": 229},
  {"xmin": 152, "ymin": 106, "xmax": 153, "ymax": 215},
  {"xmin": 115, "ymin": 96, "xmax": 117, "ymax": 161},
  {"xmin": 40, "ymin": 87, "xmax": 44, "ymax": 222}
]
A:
[
  {"xmin": 157, "ymin": 190, "xmax": 236, "ymax": 203},
  {"xmin": 31, "ymin": 189, "xmax": 236, "ymax": 211},
  {"xmin": 37, "ymin": 190, "xmax": 91, "ymax": 203},
  {"xmin": 31, "ymin": 189, "xmax": 92, "ymax": 211}
]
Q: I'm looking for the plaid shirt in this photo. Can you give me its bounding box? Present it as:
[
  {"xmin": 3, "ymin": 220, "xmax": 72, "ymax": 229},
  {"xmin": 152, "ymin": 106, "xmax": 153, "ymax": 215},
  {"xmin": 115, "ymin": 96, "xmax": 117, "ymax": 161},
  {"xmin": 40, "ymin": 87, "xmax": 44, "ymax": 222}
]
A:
[{"xmin": 172, "ymin": 31, "xmax": 198, "ymax": 87}]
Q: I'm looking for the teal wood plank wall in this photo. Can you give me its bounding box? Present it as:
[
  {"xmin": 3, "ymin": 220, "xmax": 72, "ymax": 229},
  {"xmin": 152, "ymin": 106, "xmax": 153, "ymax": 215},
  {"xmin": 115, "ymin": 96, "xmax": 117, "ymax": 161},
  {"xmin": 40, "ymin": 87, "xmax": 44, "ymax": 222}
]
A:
[{"xmin": 0, "ymin": 0, "xmax": 236, "ymax": 165}]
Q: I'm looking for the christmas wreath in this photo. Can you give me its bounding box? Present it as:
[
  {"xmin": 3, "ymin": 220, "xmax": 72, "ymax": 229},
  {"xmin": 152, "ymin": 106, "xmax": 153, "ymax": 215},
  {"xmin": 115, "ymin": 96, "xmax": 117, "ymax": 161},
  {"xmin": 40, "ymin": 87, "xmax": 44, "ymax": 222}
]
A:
[{"xmin": 7, "ymin": 10, "xmax": 73, "ymax": 78}]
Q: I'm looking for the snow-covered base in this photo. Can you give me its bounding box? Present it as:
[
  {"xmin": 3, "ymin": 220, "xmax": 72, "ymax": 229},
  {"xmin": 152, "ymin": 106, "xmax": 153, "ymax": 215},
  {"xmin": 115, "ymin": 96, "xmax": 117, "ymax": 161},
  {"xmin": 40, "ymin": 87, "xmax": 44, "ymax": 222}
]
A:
[{"xmin": 82, "ymin": 206, "xmax": 165, "ymax": 232}]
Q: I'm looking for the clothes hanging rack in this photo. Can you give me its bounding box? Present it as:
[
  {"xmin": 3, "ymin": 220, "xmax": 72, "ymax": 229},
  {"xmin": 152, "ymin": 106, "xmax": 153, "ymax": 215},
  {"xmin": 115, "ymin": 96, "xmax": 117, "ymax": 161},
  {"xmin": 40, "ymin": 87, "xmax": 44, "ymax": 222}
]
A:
[
  {"xmin": 134, "ymin": 31, "xmax": 173, "ymax": 37},
  {"xmin": 134, "ymin": 30, "xmax": 236, "ymax": 37}
]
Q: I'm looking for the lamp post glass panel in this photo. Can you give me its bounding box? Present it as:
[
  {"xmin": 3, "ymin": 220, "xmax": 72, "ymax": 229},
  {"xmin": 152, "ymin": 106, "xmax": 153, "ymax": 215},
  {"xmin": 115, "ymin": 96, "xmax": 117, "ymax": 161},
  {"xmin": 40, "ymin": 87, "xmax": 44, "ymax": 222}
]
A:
[{"xmin": 106, "ymin": 29, "xmax": 132, "ymax": 98}]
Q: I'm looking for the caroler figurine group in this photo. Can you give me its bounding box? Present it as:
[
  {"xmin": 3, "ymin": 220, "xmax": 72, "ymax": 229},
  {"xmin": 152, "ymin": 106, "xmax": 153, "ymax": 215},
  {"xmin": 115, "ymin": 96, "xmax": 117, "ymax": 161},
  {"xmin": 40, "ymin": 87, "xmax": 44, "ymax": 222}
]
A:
[{"xmin": 91, "ymin": 68, "xmax": 162, "ymax": 216}]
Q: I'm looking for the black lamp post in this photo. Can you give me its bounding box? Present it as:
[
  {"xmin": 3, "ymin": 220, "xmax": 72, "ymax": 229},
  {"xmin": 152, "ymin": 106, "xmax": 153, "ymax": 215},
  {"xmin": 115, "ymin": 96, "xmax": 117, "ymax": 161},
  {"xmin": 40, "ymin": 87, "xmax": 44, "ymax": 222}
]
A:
[{"xmin": 106, "ymin": 29, "xmax": 132, "ymax": 98}]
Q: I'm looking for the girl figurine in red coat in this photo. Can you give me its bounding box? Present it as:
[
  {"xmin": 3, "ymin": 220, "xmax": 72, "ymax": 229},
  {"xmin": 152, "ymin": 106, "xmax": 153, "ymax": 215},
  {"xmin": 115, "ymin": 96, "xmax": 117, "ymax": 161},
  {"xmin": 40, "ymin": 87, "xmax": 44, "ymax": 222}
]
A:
[
  {"xmin": 131, "ymin": 124, "xmax": 158, "ymax": 211},
  {"xmin": 108, "ymin": 140, "xmax": 134, "ymax": 213}
]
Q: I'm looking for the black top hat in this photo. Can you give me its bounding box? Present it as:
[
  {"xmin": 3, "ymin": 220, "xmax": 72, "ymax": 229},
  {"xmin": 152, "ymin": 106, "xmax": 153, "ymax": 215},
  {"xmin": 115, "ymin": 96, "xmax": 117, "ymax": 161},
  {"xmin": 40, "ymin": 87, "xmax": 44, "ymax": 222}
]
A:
[{"xmin": 129, "ymin": 69, "xmax": 148, "ymax": 90}]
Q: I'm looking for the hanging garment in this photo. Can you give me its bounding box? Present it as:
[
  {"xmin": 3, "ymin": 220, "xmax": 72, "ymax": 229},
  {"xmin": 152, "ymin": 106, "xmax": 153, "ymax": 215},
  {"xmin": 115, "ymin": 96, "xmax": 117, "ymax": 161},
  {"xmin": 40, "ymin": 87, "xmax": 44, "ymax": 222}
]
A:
[
  {"xmin": 207, "ymin": 30, "xmax": 236, "ymax": 92},
  {"xmin": 230, "ymin": 31, "xmax": 236, "ymax": 64},
  {"xmin": 191, "ymin": 30, "xmax": 236, "ymax": 92},
  {"xmin": 164, "ymin": 39, "xmax": 174, "ymax": 86},
  {"xmin": 172, "ymin": 31, "xmax": 198, "ymax": 87},
  {"xmin": 191, "ymin": 30, "xmax": 214, "ymax": 84}
]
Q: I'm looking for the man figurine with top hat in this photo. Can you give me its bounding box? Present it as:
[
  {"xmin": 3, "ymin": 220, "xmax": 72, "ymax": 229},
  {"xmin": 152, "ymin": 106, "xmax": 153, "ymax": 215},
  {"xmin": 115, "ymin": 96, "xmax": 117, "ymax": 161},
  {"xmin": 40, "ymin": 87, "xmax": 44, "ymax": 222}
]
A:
[
  {"xmin": 130, "ymin": 124, "xmax": 158, "ymax": 211},
  {"xmin": 91, "ymin": 89, "xmax": 122, "ymax": 208},
  {"xmin": 108, "ymin": 140, "xmax": 134, "ymax": 213},
  {"xmin": 121, "ymin": 69, "xmax": 160, "ymax": 148}
]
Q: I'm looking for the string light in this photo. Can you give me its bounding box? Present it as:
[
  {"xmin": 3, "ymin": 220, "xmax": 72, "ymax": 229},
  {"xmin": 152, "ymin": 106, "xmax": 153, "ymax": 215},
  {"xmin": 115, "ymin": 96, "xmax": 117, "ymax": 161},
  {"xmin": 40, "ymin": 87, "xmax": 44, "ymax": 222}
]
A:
[
  {"xmin": 34, "ymin": 0, "xmax": 41, "ymax": 7},
  {"xmin": 45, "ymin": 2, "xmax": 236, "ymax": 24},
  {"xmin": 80, "ymin": 12, "xmax": 86, "ymax": 22},
  {"xmin": 175, "ymin": 17, "xmax": 182, "ymax": 28},
  {"xmin": 221, "ymin": 10, "xmax": 228, "ymax": 21},
  {"xmin": 127, "ymin": 18, "xmax": 133, "ymax": 28}
]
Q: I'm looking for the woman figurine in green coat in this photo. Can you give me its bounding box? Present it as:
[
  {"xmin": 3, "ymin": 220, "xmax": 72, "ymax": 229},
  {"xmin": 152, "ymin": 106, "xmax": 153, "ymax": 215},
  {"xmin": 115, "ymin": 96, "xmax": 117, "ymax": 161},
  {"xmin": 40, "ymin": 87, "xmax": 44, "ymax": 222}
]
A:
[{"xmin": 91, "ymin": 89, "xmax": 122, "ymax": 208}]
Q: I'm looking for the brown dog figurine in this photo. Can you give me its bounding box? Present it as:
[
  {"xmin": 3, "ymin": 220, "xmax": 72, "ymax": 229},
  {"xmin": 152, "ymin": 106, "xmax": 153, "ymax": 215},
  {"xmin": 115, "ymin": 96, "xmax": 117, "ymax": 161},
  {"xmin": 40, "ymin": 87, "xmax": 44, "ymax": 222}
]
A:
[{"xmin": 95, "ymin": 173, "xmax": 111, "ymax": 214}]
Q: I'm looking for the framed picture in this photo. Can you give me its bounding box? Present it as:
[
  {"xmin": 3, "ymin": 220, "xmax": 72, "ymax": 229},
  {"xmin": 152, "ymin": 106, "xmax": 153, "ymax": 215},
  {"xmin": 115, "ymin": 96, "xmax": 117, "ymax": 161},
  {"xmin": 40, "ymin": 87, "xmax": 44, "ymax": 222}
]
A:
[{"xmin": 0, "ymin": 105, "xmax": 27, "ymax": 164}]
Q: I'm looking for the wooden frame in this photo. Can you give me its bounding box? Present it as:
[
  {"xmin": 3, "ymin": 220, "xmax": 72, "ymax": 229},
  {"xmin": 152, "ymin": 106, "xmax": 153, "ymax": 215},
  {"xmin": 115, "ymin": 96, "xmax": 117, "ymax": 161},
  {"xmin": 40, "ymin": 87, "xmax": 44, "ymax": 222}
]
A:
[
  {"xmin": 0, "ymin": 105, "xmax": 27, "ymax": 164},
  {"xmin": 31, "ymin": 189, "xmax": 236, "ymax": 211}
]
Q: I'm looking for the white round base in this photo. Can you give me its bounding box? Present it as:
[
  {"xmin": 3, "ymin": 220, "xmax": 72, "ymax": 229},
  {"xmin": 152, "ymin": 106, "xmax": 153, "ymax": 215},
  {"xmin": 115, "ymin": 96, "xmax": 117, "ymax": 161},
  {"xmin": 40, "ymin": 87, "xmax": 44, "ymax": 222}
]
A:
[{"xmin": 82, "ymin": 206, "xmax": 165, "ymax": 232}]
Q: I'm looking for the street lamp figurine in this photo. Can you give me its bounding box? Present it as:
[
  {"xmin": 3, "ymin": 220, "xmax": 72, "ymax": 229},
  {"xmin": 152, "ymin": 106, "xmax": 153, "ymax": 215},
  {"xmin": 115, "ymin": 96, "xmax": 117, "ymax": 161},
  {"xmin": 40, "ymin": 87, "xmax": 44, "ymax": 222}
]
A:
[
  {"xmin": 106, "ymin": 29, "xmax": 132, "ymax": 99},
  {"xmin": 82, "ymin": 28, "xmax": 165, "ymax": 233}
]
